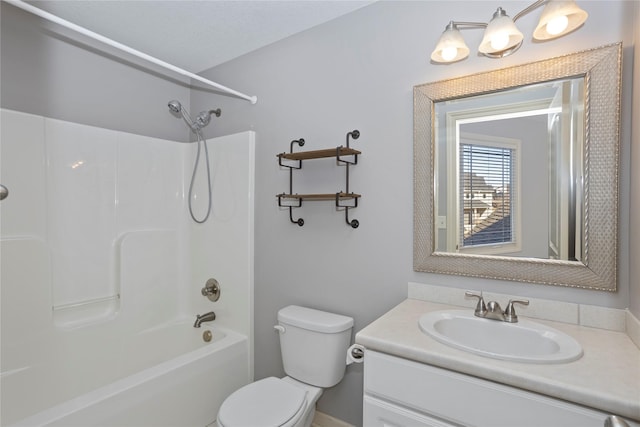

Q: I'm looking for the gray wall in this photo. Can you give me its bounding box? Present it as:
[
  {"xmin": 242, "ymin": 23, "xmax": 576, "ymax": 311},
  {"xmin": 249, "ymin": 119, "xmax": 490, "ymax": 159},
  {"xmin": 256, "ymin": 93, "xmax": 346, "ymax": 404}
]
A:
[
  {"xmin": 193, "ymin": 2, "xmax": 637, "ymax": 425},
  {"xmin": 0, "ymin": 2, "xmax": 191, "ymax": 141}
]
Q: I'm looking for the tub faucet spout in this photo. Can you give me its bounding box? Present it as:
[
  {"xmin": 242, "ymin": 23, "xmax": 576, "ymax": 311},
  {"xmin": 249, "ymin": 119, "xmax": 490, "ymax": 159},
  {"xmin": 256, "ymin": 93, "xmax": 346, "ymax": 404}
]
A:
[{"xmin": 194, "ymin": 311, "xmax": 216, "ymax": 328}]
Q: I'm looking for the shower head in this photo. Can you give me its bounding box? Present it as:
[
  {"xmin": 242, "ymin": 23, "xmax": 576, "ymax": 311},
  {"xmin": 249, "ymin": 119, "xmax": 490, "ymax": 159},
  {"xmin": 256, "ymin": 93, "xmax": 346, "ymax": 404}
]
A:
[
  {"xmin": 168, "ymin": 100, "xmax": 182, "ymax": 114},
  {"xmin": 195, "ymin": 109, "xmax": 222, "ymax": 129}
]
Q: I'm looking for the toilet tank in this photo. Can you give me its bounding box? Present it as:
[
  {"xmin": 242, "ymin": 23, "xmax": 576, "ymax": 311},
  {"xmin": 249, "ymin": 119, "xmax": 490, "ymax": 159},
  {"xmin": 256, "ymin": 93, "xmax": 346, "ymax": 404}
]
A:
[{"xmin": 277, "ymin": 306, "xmax": 354, "ymax": 388}]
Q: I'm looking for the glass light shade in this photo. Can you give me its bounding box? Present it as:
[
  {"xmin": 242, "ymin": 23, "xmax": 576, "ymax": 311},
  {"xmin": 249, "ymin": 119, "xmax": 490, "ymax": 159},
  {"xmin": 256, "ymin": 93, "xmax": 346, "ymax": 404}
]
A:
[
  {"xmin": 478, "ymin": 8, "xmax": 523, "ymax": 57},
  {"xmin": 533, "ymin": 0, "xmax": 588, "ymax": 40},
  {"xmin": 431, "ymin": 25, "xmax": 470, "ymax": 63}
]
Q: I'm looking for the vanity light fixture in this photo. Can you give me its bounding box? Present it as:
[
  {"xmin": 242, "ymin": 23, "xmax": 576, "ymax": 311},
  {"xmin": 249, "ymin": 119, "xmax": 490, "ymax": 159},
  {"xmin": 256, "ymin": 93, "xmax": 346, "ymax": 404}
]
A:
[{"xmin": 431, "ymin": 0, "xmax": 588, "ymax": 63}]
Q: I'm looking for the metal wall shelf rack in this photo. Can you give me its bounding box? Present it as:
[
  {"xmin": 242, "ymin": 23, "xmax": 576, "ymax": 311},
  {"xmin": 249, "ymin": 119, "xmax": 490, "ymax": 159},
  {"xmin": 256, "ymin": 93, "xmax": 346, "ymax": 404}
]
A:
[{"xmin": 277, "ymin": 130, "xmax": 361, "ymax": 228}]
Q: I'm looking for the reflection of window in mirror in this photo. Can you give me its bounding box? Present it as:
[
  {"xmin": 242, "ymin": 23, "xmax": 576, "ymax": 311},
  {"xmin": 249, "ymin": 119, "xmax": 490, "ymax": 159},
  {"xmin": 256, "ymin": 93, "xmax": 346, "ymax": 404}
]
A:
[
  {"xmin": 456, "ymin": 135, "xmax": 520, "ymax": 255},
  {"xmin": 435, "ymin": 78, "xmax": 584, "ymax": 261}
]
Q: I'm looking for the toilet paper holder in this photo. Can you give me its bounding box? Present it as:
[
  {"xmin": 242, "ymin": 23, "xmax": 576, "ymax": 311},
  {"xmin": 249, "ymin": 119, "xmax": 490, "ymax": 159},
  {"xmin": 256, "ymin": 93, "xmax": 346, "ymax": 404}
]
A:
[
  {"xmin": 346, "ymin": 344, "xmax": 365, "ymax": 365},
  {"xmin": 350, "ymin": 346, "xmax": 364, "ymax": 360}
]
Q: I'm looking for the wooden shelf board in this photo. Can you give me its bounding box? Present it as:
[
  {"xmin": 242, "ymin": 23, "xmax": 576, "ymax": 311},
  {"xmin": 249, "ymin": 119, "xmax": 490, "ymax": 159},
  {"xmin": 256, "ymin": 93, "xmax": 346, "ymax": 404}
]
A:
[
  {"xmin": 278, "ymin": 147, "xmax": 361, "ymax": 161},
  {"xmin": 277, "ymin": 193, "xmax": 361, "ymax": 201}
]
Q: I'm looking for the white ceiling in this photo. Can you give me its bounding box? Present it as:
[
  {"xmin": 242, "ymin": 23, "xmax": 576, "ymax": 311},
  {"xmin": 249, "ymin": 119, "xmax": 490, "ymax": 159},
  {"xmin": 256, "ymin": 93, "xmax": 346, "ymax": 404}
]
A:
[{"xmin": 30, "ymin": 0, "xmax": 374, "ymax": 73}]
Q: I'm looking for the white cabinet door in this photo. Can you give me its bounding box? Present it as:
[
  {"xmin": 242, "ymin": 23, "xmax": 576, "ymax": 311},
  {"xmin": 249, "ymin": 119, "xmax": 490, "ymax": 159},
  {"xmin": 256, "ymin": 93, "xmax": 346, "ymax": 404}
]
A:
[{"xmin": 364, "ymin": 396, "xmax": 459, "ymax": 427}]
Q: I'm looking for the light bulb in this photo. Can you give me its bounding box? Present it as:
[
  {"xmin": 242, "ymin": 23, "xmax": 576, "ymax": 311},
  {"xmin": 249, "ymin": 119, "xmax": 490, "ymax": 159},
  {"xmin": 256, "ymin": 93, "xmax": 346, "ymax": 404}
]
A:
[
  {"xmin": 431, "ymin": 23, "xmax": 470, "ymax": 63},
  {"xmin": 545, "ymin": 15, "xmax": 569, "ymax": 36},
  {"xmin": 441, "ymin": 46, "xmax": 458, "ymax": 62},
  {"xmin": 490, "ymin": 32, "xmax": 510, "ymax": 51}
]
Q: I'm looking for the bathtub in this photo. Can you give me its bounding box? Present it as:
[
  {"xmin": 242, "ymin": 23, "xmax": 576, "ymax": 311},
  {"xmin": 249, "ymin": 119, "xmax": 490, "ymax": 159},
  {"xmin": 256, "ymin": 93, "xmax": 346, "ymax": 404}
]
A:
[{"xmin": 1, "ymin": 320, "xmax": 250, "ymax": 427}]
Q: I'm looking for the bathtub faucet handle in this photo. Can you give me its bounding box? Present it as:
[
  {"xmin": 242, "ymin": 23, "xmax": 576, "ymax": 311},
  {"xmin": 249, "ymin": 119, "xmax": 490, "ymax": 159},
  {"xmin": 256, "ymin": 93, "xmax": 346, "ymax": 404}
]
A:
[
  {"xmin": 201, "ymin": 278, "xmax": 221, "ymax": 302},
  {"xmin": 194, "ymin": 311, "xmax": 216, "ymax": 328}
]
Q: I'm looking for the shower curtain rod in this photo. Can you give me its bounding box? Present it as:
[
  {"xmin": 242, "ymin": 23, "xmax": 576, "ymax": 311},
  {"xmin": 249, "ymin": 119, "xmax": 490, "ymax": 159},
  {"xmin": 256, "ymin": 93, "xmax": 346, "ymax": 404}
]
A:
[{"xmin": 6, "ymin": 0, "xmax": 258, "ymax": 104}]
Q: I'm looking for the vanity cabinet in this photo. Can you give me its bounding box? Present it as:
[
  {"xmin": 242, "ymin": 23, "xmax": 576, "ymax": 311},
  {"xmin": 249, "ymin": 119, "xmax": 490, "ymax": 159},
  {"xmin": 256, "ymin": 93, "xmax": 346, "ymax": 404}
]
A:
[{"xmin": 363, "ymin": 350, "xmax": 638, "ymax": 427}]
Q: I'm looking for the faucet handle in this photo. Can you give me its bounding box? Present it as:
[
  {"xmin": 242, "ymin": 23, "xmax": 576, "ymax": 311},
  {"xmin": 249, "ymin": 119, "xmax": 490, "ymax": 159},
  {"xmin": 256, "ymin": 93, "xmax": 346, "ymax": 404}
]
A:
[
  {"xmin": 465, "ymin": 291, "xmax": 487, "ymax": 316},
  {"xmin": 201, "ymin": 278, "xmax": 221, "ymax": 302},
  {"xmin": 504, "ymin": 299, "xmax": 529, "ymax": 323}
]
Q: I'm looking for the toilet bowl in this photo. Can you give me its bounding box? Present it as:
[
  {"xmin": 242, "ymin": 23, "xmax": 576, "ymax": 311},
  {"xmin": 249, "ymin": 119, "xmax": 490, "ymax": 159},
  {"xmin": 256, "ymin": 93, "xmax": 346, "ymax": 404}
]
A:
[{"xmin": 217, "ymin": 306, "xmax": 354, "ymax": 427}]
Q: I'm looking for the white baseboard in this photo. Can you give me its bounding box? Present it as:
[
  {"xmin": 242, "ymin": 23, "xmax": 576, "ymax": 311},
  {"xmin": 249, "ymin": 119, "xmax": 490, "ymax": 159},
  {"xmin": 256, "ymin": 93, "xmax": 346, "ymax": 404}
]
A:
[{"xmin": 312, "ymin": 411, "xmax": 355, "ymax": 427}]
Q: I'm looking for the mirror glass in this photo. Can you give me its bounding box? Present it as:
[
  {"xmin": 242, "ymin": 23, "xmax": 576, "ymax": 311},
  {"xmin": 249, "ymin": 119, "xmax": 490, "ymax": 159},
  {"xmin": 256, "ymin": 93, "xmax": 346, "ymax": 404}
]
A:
[
  {"xmin": 414, "ymin": 44, "xmax": 621, "ymax": 290},
  {"xmin": 434, "ymin": 78, "xmax": 584, "ymax": 261}
]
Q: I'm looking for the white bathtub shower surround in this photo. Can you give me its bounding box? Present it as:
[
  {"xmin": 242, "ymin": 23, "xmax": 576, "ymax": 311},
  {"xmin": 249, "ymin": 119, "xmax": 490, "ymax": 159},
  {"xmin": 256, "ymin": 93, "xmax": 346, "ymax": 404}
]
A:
[
  {"xmin": 187, "ymin": 130, "xmax": 255, "ymax": 342},
  {"xmin": 0, "ymin": 109, "xmax": 255, "ymax": 426},
  {"xmin": 4, "ymin": 323, "xmax": 248, "ymax": 427}
]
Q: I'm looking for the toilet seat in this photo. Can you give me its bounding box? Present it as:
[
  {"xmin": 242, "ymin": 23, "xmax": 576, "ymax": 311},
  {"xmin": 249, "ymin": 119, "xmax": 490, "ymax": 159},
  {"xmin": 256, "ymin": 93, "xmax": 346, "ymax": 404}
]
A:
[{"xmin": 217, "ymin": 377, "xmax": 307, "ymax": 427}]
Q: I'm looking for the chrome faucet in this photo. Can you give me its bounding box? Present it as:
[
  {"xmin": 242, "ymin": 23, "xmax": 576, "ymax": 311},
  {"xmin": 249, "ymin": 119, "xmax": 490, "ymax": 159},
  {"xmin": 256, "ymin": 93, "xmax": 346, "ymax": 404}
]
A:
[
  {"xmin": 194, "ymin": 311, "xmax": 216, "ymax": 328},
  {"xmin": 465, "ymin": 291, "xmax": 529, "ymax": 323}
]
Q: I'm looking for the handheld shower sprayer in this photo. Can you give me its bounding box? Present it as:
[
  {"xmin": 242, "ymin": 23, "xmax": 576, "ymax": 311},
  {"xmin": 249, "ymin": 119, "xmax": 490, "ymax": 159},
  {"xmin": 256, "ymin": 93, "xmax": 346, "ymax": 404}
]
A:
[
  {"xmin": 167, "ymin": 100, "xmax": 182, "ymax": 114},
  {"xmin": 167, "ymin": 99, "xmax": 222, "ymax": 224},
  {"xmin": 168, "ymin": 100, "xmax": 195, "ymax": 132}
]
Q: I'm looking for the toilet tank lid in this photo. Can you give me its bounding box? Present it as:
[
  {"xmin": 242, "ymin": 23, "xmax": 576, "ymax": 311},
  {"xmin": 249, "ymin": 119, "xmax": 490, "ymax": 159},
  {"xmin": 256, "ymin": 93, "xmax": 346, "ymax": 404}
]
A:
[{"xmin": 278, "ymin": 305, "xmax": 354, "ymax": 333}]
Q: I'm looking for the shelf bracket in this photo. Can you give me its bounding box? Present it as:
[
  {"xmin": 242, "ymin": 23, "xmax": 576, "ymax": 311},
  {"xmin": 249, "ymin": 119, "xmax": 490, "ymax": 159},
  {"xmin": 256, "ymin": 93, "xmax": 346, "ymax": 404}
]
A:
[
  {"xmin": 346, "ymin": 130, "xmax": 360, "ymax": 148},
  {"xmin": 336, "ymin": 130, "xmax": 360, "ymax": 166},
  {"xmin": 336, "ymin": 193, "xmax": 359, "ymax": 228},
  {"xmin": 345, "ymin": 209, "xmax": 359, "ymax": 229},
  {"xmin": 340, "ymin": 129, "xmax": 359, "ymax": 228},
  {"xmin": 277, "ymin": 194, "xmax": 304, "ymax": 226},
  {"xmin": 278, "ymin": 138, "xmax": 305, "ymax": 169},
  {"xmin": 289, "ymin": 208, "xmax": 304, "ymax": 227},
  {"xmin": 277, "ymin": 138, "xmax": 306, "ymax": 227}
]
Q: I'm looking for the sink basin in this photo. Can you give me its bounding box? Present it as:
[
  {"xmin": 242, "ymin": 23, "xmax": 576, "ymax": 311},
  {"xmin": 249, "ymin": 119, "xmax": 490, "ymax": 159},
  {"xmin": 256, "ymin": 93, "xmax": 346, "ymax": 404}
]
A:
[{"xmin": 418, "ymin": 310, "xmax": 583, "ymax": 364}]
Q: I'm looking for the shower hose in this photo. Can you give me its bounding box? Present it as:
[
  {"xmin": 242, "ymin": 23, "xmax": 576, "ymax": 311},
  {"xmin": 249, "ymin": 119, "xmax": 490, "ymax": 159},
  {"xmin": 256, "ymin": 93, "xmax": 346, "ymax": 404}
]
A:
[{"xmin": 188, "ymin": 129, "xmax": 213, "ymax": 224}]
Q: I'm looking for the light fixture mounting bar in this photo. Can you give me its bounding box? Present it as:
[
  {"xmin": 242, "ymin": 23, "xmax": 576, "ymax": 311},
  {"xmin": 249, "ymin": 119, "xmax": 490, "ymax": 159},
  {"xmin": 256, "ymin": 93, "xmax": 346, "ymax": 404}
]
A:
[
  {"xmin": 513, "ymin": 0, "xmax": 548, "ymax": 22},
  {"xmin": 448, "ymin": 21, "xmax": 487, "ymax": 30}
]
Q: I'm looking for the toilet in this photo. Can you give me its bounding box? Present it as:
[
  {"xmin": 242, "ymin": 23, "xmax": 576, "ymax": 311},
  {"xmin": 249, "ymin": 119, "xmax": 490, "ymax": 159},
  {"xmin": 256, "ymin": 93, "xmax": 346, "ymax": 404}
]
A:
[{"xmin": 217, "ymin": 305, "xmax": 354, "ymax": 427}]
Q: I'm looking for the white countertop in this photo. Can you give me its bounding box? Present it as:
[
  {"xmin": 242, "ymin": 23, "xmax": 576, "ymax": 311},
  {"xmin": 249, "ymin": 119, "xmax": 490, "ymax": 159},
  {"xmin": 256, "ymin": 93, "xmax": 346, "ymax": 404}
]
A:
[{"xmin": 355, "ymin": 298, "xmax": 640, "ymax": 421}]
